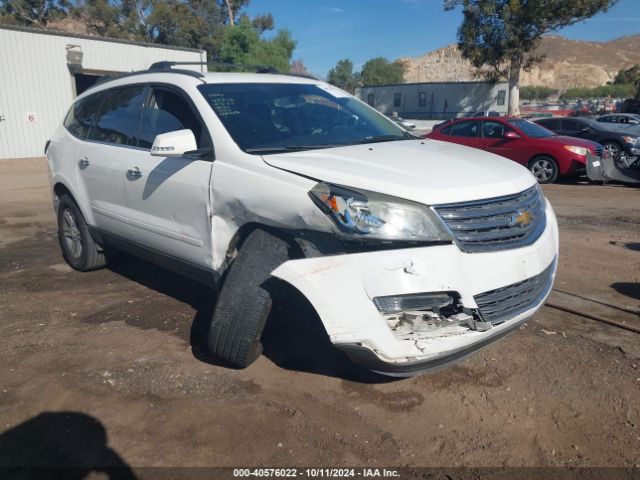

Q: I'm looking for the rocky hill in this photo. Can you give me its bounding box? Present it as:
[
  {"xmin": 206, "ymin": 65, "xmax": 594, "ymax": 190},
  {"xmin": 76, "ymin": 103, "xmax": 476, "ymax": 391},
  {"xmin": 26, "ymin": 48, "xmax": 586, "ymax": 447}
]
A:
[{"xmin": 401, "ymin": 34, "xmax": 640, "ymax": 89}]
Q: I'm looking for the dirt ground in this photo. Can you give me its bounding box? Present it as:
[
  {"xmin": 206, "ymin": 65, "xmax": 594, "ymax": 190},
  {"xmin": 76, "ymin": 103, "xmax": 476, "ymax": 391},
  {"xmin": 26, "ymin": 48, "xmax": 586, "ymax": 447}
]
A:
[{"xmin": 0, "ymin": 157, "xmax": 639, "ymax": 473}]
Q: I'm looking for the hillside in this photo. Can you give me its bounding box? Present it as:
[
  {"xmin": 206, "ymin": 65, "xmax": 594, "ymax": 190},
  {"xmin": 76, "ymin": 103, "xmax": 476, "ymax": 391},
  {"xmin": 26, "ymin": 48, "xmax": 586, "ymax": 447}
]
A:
[{"xmin": 401, "ymin": 34, "xmax": 640, "ymax": 89}]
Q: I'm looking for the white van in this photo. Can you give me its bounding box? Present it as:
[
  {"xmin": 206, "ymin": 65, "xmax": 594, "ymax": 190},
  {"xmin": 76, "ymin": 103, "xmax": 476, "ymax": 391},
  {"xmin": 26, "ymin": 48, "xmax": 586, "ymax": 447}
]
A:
[{"xmin": 46, "ymin": 63, "xmax": 558, "ymax": 376}]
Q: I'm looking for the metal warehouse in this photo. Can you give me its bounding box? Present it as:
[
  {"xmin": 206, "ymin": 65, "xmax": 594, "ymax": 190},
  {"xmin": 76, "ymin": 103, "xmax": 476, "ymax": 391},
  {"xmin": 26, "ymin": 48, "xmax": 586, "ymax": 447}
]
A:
[
  {"xmin": 0, "ymin": 25, "xmax": 206, "ymax": 160},
  {"xmin": 356, "ymin": 81, "xmax": 510, "ymax": 120}
]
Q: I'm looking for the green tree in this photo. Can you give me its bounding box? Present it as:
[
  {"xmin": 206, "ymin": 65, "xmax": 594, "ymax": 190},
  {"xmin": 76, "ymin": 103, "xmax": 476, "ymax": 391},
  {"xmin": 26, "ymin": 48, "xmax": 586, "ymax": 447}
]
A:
[
  {"xmin": 444, "ymin": 0, "xmax": 617, "ymax": 115},
  {"xmin": 83, "ymin": 0, "xmax": 124, "ymax": 37},
  {"xmin": 360, "ymin": 57, "xmax": 404, "ymax": 86},
  {"xmin": 0, "ymin": 0, "xmax": 68, "ymax": 25},
  {"xmin": 613, "ymin": 64, "xmax": 640, "ymax": 85},
  {"xmin": 559, "ymin": 83, "xmax": 635, "ymax": 100},
  {"xmin": 327, "ymin": 59, "xmax": 358, "ymax": 93},
  {"xmin": 147, "ymin": 0, "xmax": 210, "ymax": 48},
  {"xmin": 218, "ymin": 16, "xmax": 296, "ymax": 72},
  {"xmin": 251, "ymin": 12, "xmax": 273, "ymax": 33}
]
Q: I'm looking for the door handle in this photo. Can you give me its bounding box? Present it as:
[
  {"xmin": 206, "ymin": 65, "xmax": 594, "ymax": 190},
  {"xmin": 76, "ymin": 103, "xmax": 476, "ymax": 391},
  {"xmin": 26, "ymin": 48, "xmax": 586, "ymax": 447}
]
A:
[
  {"xmin": 126, "ymin": 167, "xmax": 142, "ymax": 178},
  {"xmin": 79, "ymin": 157, "xmax": 90, "ymax": 167}
]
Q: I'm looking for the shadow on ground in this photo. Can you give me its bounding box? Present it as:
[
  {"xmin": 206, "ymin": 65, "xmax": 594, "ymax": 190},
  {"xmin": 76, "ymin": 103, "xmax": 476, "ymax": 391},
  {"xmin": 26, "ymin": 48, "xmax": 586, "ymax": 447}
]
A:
[
  {"xmin": 611, "ymin": 282, "xmax": 640, "ymax": 301},
  {"xmin": 105, "ymin": 253, "xmax": 389, "ymax": 383},
  {"xmin": 609, "ymin": 241, "xmax": 640, "ymax": 252},
  {"xmin": 0, "ymin": 411, "xmax": 136, "ymax": 479}
]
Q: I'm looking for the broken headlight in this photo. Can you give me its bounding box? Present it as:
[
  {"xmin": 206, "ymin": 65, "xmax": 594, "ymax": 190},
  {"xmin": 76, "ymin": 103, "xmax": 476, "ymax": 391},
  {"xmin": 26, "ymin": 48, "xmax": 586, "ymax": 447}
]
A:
[{"xmin": 309, "ymin": 182, "xmax": 453, "ymax": 242}]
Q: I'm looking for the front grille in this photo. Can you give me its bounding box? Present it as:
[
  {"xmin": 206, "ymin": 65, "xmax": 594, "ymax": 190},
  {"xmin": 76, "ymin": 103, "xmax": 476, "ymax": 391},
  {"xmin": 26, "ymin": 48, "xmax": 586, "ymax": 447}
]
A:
[
  {"xmin": 434, "ymin": 185, "xmax": 546, "ymax": 253},
  {"xmin": 474, "ymin": 258, "xmax": 556, "ymax": 325}
]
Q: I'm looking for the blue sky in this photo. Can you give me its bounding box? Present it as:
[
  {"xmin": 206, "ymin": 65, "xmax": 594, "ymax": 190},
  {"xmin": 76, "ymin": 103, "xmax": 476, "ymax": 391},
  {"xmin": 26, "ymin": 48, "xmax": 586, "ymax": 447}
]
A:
[{"xmin": 245, "ymin": 0, "xmax": 640, "ymax": 77}]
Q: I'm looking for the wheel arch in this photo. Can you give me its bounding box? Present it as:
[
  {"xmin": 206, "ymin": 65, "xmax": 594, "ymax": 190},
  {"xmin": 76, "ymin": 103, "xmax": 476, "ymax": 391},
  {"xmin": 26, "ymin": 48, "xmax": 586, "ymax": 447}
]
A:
[
  {"xmin": 528, "ymin": 153, "xmax": 558, "ymax": 168},
  {"xmin": 52, "ymin": 179, "xmax": 96, "ymax": 226},
  {"xmin": 219, "ymin": 222, "xmax": 305, "ymax": 279}
]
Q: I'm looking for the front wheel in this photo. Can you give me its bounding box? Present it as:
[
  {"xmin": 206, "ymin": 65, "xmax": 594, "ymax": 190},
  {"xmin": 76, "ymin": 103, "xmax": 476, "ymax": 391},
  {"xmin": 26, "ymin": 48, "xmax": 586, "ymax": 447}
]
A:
[
  {"xmin": 602, "ymin": 141, "xmax": 623, "ymax": 162},
  {"xmin": 529, "ymin": 156, "xmax": 559, "ymax": 184},
  {"xmin": 206, "ymin": 229, "xmax": 291, "ymax": 368}
]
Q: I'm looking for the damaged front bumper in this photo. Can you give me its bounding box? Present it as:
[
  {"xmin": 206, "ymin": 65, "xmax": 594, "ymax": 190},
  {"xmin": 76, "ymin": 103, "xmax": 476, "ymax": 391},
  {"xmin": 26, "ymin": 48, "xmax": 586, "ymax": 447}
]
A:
[{"xmin": 271, "ymin": 201, "xmax": 558, "ymax": 377}]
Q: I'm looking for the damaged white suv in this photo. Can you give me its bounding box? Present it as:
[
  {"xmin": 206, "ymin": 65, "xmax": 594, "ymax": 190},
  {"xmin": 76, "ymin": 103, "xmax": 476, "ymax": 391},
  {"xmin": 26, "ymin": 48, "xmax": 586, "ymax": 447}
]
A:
[{"xmin": 47, "ymin": 63, "xmax": 558, "ymax": 376}]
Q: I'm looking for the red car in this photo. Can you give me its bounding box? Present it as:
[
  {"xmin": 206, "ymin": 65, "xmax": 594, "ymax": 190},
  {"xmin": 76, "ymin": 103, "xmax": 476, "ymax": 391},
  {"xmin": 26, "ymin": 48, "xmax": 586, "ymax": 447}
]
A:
[{"xmin": 425, "ymin": 116, "xmax": 603, "ymax": 183}]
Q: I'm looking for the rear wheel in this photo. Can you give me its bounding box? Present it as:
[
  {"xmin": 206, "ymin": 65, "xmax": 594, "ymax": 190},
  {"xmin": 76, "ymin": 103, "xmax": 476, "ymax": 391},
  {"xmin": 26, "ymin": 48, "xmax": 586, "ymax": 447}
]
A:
[
  {"xmin": 529, "ymin": 156, "xmax": 559, "ymax": 184},
  {"xmin": 207, "ymin": 229, "xmax": 291, "ymax": 368},
  {"xmin": 57, "ymin": 194, "xmax": 106, "ymax": 271}
]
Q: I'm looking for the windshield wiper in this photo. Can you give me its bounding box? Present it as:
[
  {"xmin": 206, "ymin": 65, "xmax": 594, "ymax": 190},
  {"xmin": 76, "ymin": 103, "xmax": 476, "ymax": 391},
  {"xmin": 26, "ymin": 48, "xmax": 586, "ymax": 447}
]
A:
[
  {"xmin": 245, "ymin": 144, "xmax": 341, "ymax": 154},
  {"xmin": 351, "ymin": 134, "xmax": 412, "ymax": 145}
]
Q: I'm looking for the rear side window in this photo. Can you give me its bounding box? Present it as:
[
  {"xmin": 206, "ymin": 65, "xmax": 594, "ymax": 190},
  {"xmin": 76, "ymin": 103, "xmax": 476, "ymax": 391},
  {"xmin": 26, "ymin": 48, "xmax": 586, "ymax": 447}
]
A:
[
  {"xmin": 562, "ymin": 119, "xmax": 581, "ymax": 131},
  {"xmin": 138, "ymin": 87, "xmax": 209, "ymax": 149},
  {"xmin": 89, "ymin": 86, "xmax": 147, "ymax": 146},
  {"xmin": 64, "ymin": 93, "xmax": 104, "ymax": 139},
  {"xmin": 538, "ymin": 118, "xmax": 560, "ymax": 130},
  {"xmin": 449, "ymin": 120, "xmax": 478, "ymax": 137}
]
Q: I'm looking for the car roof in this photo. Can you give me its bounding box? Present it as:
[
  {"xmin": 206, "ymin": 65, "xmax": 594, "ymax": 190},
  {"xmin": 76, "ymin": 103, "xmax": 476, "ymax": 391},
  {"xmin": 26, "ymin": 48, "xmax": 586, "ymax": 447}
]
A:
[{"xmin": 79, "ymin": 69, "xmax": 322, "ymax": 100}]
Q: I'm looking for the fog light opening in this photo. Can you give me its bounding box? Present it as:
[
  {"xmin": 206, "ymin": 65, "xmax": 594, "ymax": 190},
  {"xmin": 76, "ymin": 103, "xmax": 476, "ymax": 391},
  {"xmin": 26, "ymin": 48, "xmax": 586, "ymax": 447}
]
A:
[{"xmin": 374, "ymin": 292, "xmax": 492, "ymax": 338}]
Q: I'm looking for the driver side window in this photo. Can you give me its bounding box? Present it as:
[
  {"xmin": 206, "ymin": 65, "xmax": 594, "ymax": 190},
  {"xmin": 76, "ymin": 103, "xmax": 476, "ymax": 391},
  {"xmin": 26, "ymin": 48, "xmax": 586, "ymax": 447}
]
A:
[
  {"xmin": 138, "ymin": 87, "xmax": 211, "ymax": 150},
  {"xmin": 482, "ymin": 121, "xmax": 507, "ymax": 139}
]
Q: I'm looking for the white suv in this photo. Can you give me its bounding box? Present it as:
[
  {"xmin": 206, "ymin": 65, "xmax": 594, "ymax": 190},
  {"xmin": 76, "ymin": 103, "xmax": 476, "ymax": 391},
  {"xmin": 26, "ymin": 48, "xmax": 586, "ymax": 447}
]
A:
[{"xmin": 46, "ymin": 63, "xmax": 558, "ymax": 376}]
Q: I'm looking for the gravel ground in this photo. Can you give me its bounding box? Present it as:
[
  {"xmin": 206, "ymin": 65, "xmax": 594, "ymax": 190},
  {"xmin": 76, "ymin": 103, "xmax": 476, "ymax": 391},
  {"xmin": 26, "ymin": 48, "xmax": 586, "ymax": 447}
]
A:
[{"xmin": 0, "ymin": 158, "xmax": 639, "ymax": 475}]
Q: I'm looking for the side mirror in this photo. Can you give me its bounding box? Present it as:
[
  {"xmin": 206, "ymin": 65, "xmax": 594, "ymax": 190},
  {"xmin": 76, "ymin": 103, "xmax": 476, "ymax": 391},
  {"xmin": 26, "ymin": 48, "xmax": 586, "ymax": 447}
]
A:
[
  {"xmin": 151, "ymin": 129, "xmax": 198, "ymax": 157},
  {"xmin": 503, "ymin": 131, "xmax": 520, "ymax": 139}
]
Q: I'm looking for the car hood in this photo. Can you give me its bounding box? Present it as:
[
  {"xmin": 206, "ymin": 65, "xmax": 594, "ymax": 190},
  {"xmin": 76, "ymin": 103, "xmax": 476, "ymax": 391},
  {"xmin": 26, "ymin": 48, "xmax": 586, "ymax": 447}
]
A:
[{"xmin": 262, "ymin": 139, "xmax": 536, "ymax": 205}]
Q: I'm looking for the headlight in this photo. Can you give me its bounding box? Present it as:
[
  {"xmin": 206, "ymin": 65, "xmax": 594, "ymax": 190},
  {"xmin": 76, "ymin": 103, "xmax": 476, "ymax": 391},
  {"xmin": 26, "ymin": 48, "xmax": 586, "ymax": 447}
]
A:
[
  {"xmin": 621, "ymin": 136, "xmax": 640, "ymax": 145},
  {"xmin": 563, "ymin": 145, "xmax": 588, "ymax": 156},
  {"xmin": 309, "ymin": 182, "xmax": 453, "ymax": 242}
]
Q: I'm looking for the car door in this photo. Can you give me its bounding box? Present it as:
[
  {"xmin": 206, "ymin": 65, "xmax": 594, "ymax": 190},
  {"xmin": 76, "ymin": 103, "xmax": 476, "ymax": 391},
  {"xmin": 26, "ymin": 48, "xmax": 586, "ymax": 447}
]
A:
[
  {"xmin": 560, "ymin": 118, "xmax": 587, "ymax": 138},
  {"xmin": 477, "ymin": 120, "xmax": 512, "ymax": 159},
  {"xmin": 445, "ymin": 119, "xmax": 480, "ymax": 148},
  {"xmin": 120, "ymin": 85, "xmax": 214, "ymax": 269},
  {"xmin": 74, "ymin": 87, "xmax": 146, "ymax": 238}
]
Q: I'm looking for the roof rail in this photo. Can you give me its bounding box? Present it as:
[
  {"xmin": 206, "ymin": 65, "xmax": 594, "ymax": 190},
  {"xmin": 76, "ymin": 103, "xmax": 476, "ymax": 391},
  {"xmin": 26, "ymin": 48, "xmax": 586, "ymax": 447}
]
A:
[
  {"xmin": 149, "ymin": 61, "xmax": 208, "ymax": 71},
  {"xmin": 86, "ymin": 60, "xmax": 318, "ymax": 93},
  {"xmin": 87, "ymin": 64, "xmax": 205, "ymax": 90}
]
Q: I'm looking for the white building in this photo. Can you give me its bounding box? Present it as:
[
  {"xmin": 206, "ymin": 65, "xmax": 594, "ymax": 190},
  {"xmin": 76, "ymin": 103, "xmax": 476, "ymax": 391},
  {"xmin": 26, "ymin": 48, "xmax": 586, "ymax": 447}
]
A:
[
  {"xmin": 356, "ymin": 81, "xmax": 510, "ymax": 120},
  {"xmin": 0, "ymin": 24, "xmax": 206, "ymax": 160}
]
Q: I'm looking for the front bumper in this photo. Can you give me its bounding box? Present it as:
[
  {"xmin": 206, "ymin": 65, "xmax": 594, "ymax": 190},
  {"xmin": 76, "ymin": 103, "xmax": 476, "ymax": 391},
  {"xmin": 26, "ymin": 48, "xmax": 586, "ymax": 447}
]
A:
[{"xmin": 272, "ymin": 201, "xmax": 559, "ymax": 376}]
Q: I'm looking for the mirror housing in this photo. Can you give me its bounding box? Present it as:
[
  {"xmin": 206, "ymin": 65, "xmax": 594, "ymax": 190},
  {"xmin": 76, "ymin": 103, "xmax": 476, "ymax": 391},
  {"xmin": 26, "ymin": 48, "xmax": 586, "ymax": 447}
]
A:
[
  {"xmin": 503, "ymin": 131, "xmax": 520, "ymax": 139},
  {"xmin": 151, "ymin": 129, "xmax": 198, "ymax": 157}
]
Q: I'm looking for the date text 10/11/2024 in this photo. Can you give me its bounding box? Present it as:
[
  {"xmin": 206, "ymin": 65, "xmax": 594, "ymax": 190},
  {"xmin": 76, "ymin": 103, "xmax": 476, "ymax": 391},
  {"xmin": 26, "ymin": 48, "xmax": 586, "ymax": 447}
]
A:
[{"xmin": 232, "ymin": 468, "xmax": 401, "ymax": 478}]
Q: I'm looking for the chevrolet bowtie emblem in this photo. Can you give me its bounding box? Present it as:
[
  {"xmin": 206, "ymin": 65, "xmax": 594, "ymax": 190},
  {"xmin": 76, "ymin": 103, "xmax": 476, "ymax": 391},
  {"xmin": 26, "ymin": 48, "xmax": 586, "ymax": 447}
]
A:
[{"xmin": 512, "ymin": 210, "xmax": 533, "ymax": 227}]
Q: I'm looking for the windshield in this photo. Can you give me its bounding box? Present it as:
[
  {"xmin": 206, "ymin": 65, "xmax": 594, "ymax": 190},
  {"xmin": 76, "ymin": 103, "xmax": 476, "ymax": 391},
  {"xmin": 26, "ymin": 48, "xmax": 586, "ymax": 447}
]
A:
[
  {"xmin": 507, "ymin": 119, "xmax": 555, "ymax": 138},
  {"xmin": 198, "ymin": 83, "xmax": 410, "ymax": 153}
]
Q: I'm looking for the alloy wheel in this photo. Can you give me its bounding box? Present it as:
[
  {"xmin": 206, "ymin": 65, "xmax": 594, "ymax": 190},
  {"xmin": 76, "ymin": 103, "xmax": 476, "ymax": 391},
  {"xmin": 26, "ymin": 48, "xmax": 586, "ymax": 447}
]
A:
[
  {"xmin": 531, "ymin": 159, "xmax": 554, "ymax": 182},
  {"xmin": 62, "ymin": 208, "xmax": 83, "ymax": 259}
]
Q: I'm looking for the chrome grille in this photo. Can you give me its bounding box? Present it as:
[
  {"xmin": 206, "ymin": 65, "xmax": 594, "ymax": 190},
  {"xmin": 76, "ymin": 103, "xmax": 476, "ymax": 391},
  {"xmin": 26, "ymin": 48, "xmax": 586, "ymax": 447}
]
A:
[
  {"xmin": 474, "ymin": 258, "xmax": 556, "ymax": 325},
  {"xmin": 434, "ymin": 185, "xmax": 546, "ymax": 253}
]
